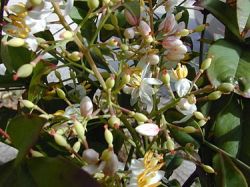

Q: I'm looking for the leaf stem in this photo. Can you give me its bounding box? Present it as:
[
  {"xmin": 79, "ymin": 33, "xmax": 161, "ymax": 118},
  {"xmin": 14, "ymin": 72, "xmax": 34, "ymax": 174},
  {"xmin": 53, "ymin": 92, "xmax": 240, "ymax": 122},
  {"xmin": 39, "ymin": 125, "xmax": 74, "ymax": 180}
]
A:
[{"xmin": 203, "ymin": 140, "xmax": 250, "ymax": 171}]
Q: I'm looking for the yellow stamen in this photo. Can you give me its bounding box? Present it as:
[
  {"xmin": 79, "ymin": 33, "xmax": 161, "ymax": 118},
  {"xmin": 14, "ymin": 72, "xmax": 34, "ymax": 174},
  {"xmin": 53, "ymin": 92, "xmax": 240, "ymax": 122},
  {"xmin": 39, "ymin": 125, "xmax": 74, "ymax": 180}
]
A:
[{"xmin": 172, "ymin": 63, "xmax": 188, "ymax": 80}]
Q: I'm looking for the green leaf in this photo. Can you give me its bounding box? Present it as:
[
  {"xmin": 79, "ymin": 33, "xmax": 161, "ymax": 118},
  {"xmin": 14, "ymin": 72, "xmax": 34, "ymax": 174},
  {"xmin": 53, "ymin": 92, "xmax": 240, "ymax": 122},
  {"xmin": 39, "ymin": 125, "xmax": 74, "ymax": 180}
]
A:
[
  {"xmin": 27, "ymin": 157, "xmax": 101, "ymax": 187},
  {"xmin": 28, "ymin": 61, "xmax": 54, "ymax": 102},
  {"xmin": 170, "ymin": 128, "xmax": 200, "ymax": 148},
  {"xmin": 236, "ymin": 0, "xmax": 250, "ymax": 33},
  {"xmin": 213, "ymin": 153, "xmax": 248, "ymax": 187},
  {"xmin": 207, "ymin": 39, "xmax": 250, "ymax": 97},
  {"xmin": 213, "ymin": 97, "xmax": 242, "ymax": 156},
  {"xmin": 165, "ymin": 154, "xmax": 183, "ymax": 178},
  {"xmin": 6, "ymin": 115, "xmax": 46, "ymax": 164},
  {"xmin": 195, "ymin": 0, "xmax": 241, "ymax": 39},
  {"xmin": 1, "ymin": 37, "xmax": 34, "ymax": 73}
]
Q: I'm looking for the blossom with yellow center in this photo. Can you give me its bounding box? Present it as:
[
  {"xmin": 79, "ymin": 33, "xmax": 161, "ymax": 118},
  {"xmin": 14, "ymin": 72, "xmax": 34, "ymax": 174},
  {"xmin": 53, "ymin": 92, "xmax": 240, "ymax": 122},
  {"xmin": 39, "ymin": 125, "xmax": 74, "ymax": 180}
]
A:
[
  {"xmin": 172, "ymin": 63, "xmax": 192, "ymax": 97},
  {"xmin": 123, "ymin": 65, "xmax": 162, "ymax": 112},
  {"xmin": 172, "ymin": 63, "xmax": 188, "ymax": 80},
  {"xmin": 128, "ymin": 151, "xmax": 165, "ymax": 187}
]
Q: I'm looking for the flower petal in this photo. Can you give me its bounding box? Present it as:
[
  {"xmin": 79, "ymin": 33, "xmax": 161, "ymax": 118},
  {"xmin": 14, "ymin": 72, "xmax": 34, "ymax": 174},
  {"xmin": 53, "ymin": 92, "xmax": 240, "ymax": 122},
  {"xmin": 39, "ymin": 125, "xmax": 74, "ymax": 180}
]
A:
[
  {"xmin": 147, "ymin": 170, "xmax": 165, "ymax": 185},
  {"xmin": 135, "ymin": 123, "xmax": 160, "ymax": 137},
  {"xmin": 175, "ymin": 78, "xmax": 191, "ymax": 97},
  {"xmin": 143, "ymin": 78, "xmax": 162, "ymax": 85}
]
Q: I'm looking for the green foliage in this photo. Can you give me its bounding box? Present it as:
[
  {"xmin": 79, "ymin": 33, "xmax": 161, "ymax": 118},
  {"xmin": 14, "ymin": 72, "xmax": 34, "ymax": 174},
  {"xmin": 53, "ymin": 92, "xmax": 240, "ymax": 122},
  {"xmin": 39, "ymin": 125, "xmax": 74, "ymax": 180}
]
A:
[{"xmin": 207, "ymin": 39, "xmax": 250, "ymax": 97}]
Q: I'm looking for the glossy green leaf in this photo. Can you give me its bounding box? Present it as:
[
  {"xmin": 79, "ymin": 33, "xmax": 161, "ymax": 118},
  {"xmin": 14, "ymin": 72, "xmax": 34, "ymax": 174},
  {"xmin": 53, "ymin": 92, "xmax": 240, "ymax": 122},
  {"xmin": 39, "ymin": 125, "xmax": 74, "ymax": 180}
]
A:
[
  {"xmin": 1, "ymin": 37, "xmax": 34, "ymax": 73},
  {"xmin": 170, "ymin": 128, "xmax": 200, "ymax": 148},
  {"xmin": 207, "ymin": 39, "xmax": 250, "ymax": 97},
  {"xmin": 213, "ymin": 153, "xmax": 248, "ymax": 187},
  {"xmin": 165, "ymin": 154, "xmax": 183, "ymax": 178},
  {"xmin": 237, "ymin": 0, "xmax": 250, "ymax": 33},
  {"xmin": 27, "ymin": 157, "xmax": 101, "ymax": 187},
  {"xmin": 213, "ymin": 97, "xmax": 242, "ymax": 156},
  {"xmin": 195, "ymin": 0, "xmax": 241, "ymax": 39},
  {"xmin": 7, "ymin": 115, "xmax": 46, "ymax": 164}
]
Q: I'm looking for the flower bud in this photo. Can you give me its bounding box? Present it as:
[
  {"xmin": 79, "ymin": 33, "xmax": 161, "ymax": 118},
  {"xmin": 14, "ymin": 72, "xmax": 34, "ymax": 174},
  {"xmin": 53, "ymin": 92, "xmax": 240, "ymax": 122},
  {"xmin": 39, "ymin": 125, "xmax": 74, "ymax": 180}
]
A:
[
  {"xmin": 68, "ymin": 51, "xmax": 81, "ymax": 61},
  {"xmin": 20, "ymin": 99, "xmax": 35, "ymax": 108},
  {"xmin": 202, "ymin": 164, "xmax": 215, "ymax": 173},
  {"xmin": 107, "ymin": 38, "xmax": 118, "ymax": 47},
  {"xmin": 104, "ymin": 126, "xmax": 113, "ymax": 147},
  {"xmin": 74, "ymin": 120, "xmax": 86, "ymax": 141},
  {"xmin": 158, "ymin": 14, "xmax": 176, "ymax": 33},
  {"xmin": 124, "ymin": 9, "xmax": 139, "ymax": 26},
  {"xmin": 175, "ymin": 11, "xmax": 184, "ymax": 21},
  {"xmin": 166, "ymin": 138, "xmax": 175, "ymax": 152},
  {"xmin": 201, "ymin": 57, "xmax": 212, "ymax": 71},
  {"xmin": 110, "ymin": 14, "xmax": 118, "ymax": 25},
  {"xmin": 194, "ymin": 24, "xmax": 207, "ymax": 32},
  {"xmin": 124, "ymin": 27, "xmax": 135, "ymax": 39},
  {"xmin": 121, "ymin": 73, "xmax": 131, "ymax": 84},
  {"xmin": 133, "ymin": 112, "xmax": 148, "ymax": 123},
  {"xmin": 120, "ymin": 44, "xmax": 129, "ymax": 51},
  {"xmin": 198, "ymin": 119, "xmax": 207, "ymax": 127},
  {"xmin": 54, "ymin": 70, "xmax": 62, "ymax": 80},
  {"xmin": 54, "ymin": 133, "xmax": 71, "ymax": 149},
  {"xmin": 148, "ymin": 54, "xmax": 160, "ymax": 65},
  {"xmin": 218, "ymin": 83, "xmax": 234, "ymax": 93},
  {"xmin": 207, "ymin": 91, "xmax": 222, "ymax": 100},
  {"xmin": 138, "ymin": 21, "xmax": 151, "ymax": 36},
  {"xmin": 135, "ymin": 123, "xmax": 160, "ymax": 137},
  {"xmin": 82, "ymin": 149, "xmax": 99, "ymax": 164},
  {"xmin": 80, "ymin": 96, "xmax": 93, "ymax": 117},
  {"xmin": 6, "ymin": 38, "xmax": 25, "ymax": 47},
  {"xmin": 103, "ymin": 151, "xmax": 119, "ymax": 176},
  {"xmin": 162, "ymin": 36, "xmax": 182, "ymax": 49},
  {"xmin": 101, "ymin": 149, "xmax": 110, "ymax": 161},
  {"xmin": 145, "ymin": 35, "xmax": 154, "ymax": 43},
  {"xmin": 193, "ymin": 111, "xmax": 205, "ymax": 120},
  {"xmin": 183, "ymin": 126, "xmax": 197, "ymax": 133},
  {"xmin": 162, "ymin": 69, "xmax": 170, "ymax": 85},
  {"xmin": 30, "ymin": 150, "xmax": 44, "ymax": 157},
  {"xmin": 176, "ymin": 29, "xmax": 190, "ymax": 37},
  {"xmin": 105, "ymin": 76, "xmax": 115, "ymax": 89},
  {"xmin": 87, "ymin": 0, "xmax": 100, "ymax": 10},
  {"xmin": 56, "ymin": 88, "xmax": 66, "ymax": 99},
  {"xmin": 30, "ymin": 0, "xmax": 43, "ymax": 6},
  {"xmin": 73, "ymin": 141, "xmax": 81, "ymax": 153},
  {"xmin": 104, "ymin": 24, "xmax": 115, "ymax": 30},
  {"xmin": 108, "ymin": 116, "xmax": 121, "ymax": 128},
  {"xmin": 60, "ymin": 30, "xmax": 74, "ymax": 40},
  {"xmin": 103, "ymin": 0, "xmax": 110, "ymax": 5},
  {"xmin": 13, "ymin": 64, "xmax": 34, "ymax": 80}
]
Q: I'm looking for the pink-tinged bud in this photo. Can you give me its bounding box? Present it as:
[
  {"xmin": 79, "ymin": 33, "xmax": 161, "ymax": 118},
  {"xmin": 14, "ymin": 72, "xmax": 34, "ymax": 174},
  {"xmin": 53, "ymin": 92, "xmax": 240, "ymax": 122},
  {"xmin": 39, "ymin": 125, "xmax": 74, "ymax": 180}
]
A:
[
  {"xmin": 164, "ymin": 51, "xmax": 185, "ymax": 61},
  {"xmin": 162, "ymin": 69, "xmax": 170, "ymax": 84},
  {"xmin": 108, "ymin": 116, "xmax": 121, "ymax": 128},
  {"xmin": 162, "ymin": 36, "xmax": 182, "ymax": 49},
  {"xmin": 82, "ymin": 149, "xmax": 99, "ymax": 164},
  {"xmin": 80, "ymin": 96, "xmax": 93, "ymax": 117},
  {"xmin": 135, "ymin": 123, "xmax": 160, "ymax": 137},
  {"xmin": 158, "ymin": 13, "xmax": 177, "ymax": 34},
  {"xmin": 172, "ymin": 44, "xmax": 188, "ymax": 54},
  {"xmin": 124, "ymin": 9, "xmax": 139, "ymax": 26},
  {"xmin": 124, "ymin": 27, "xmax": 135, "ymax": 39},
  {"xmin": 102, "ymin": 151, "xmax": 119, "ymax": 176},
  {"xmin": 138, "ymin": 21, "xmax": 151, "ymax": 37},
  {"xmin": 13, "ymin": 63, "xmax": 34, "ymax": 80}
]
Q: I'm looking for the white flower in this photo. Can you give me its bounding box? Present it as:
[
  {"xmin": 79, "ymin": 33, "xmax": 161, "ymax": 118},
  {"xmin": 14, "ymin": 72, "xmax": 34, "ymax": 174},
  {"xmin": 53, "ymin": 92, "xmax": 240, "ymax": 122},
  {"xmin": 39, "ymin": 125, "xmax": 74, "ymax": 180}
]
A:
[
  {"xmin": 0, "ymin": 90, "xmax": 25, "ymax": 110},
  {"xmin": 174, "ymin": 97, "xmax": 197, "ymax": 123},
  {"xmin": 175, "ymin": 78, "xmax": 191, "ymax": 97},
  {"xmin": 138, "ymin": 20, "xmax": 151, "ymax": 37},
  {"xmin": 128, "ymin": 151, "xmax": 165, "ymax": 187},
  {"xmin": 127, "ymin": 65, "xmax": 162, "ymax": 112},
  {"xmin": 135, "ymin": 123, "xmax": 160, "ymax": 137}
]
